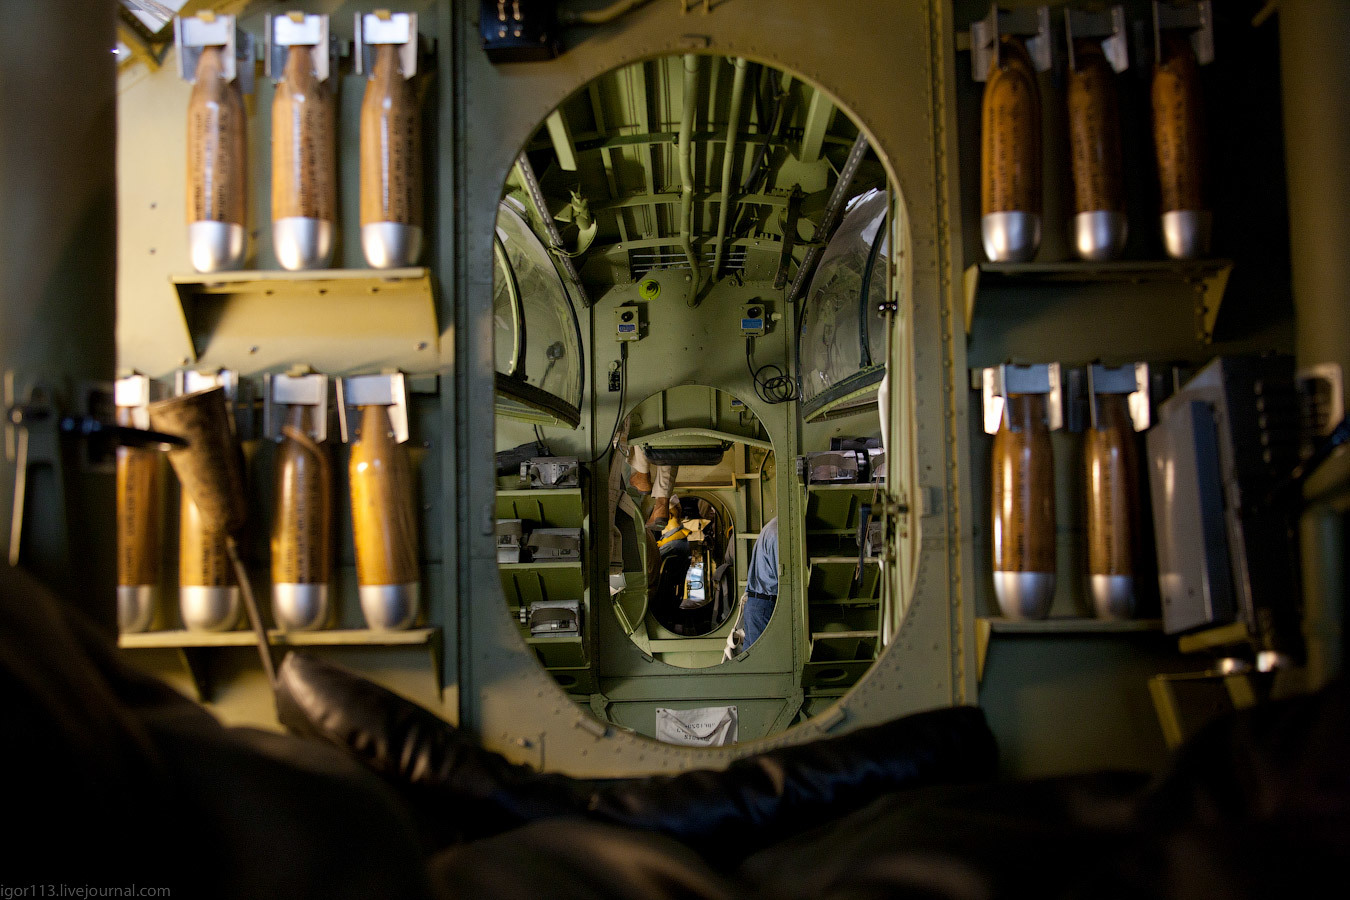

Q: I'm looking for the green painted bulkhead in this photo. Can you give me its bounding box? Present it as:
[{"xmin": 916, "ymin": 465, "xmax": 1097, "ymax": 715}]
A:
[{"xmin": 96, "ymin": 0, "xmax": 1349, "ymax": 779}]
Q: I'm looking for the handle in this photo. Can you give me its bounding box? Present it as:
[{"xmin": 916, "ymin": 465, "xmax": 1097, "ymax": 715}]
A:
[{"xmin": 348, "ymin": 404, "xmax": 419, "ymax": 588}]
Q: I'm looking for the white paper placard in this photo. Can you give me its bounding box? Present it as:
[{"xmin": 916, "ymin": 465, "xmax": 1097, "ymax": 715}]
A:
[{"xmin": 655, "ymin": 706, "xmax": 738, "ymax": 747}]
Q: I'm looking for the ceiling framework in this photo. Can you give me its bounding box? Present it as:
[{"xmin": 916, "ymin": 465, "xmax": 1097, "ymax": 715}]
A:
[{"xmin": 513, "ymin": 55, "xmax": 883, "ymax": 292}]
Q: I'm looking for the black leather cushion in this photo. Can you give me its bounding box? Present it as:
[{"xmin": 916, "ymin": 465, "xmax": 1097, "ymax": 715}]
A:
[
  {"xmin": 739, "ymin": 773, "xmax": 1152, "ymax": 900},
  {"xmin": 739, "ymin": 681, "xmax": 1350, "ymax": 900},
  {"xmin": 1, "ymin": 564, "xmax": 434, "ymax": 898},
  {"xmin": 1, "ymin": 565, "xmax": 169, "ymax": 879},
  {"xmin": 276, "ymin": 651, "xmax": 998, "ymax": 859},
  {"xmin": 429, "ymin": 820, "xmax": 736, "ymax": 900}
]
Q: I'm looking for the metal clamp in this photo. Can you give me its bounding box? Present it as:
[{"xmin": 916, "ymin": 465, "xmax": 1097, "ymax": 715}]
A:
[
  {"xmin": 337, "ymin": 372, "xmax": 410, "ymax": 444},
  {"xmin": 175, "ymin": 12, "xmax": 256, "ymax": 92},
  {"xmin": 265, "ymin": 12, "xmax": 335, "ymax": 84},
  {"xmin": 116, "ymin": 373, "xmax": 158, "ymax": 430},
  {"xmin": 263, "ymin": 369, "xmax": 329, "ymax": 443},
  {"xmin": 1153, "ymin": 0, "xmax": 1214, "ymax": 66},
  {"xmin": 1066, "ymin": 5, "xmax": 1128, "ymax": 73},
  {"xmin": 970, "ymin": 4, "xmax": 1052, "ymax": 81},
  {"xmin": 355, "ymin": 10, "xmax": 419, "ymax": 79},
  {"xmin": 978, "ymin": 363, "xmax": 1062, "ymax": 434},
  {"xmin": 1088, "ymin": 362, "xmax": 1151, "ymax": 432}
]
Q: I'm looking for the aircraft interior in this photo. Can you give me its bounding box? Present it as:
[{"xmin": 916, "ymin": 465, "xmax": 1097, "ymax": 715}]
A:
[{"xmin": 1, "ymin": 0, "xmax": 1347, "ymax": 895}]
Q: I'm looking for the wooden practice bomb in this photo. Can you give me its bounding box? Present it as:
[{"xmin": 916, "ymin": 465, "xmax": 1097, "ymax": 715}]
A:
[
  {"xmin": 1068, "ymin": 40, "xmax": 1126, "ymax": 261},
  {"xmin": 1152, "ymin": 32, "xmax": 1210, "ymax": 259},
  {"xmin": 186, "ymin": 45, "xmax": 247, "ymax": 272},
  {"xmin": 991, "ymin": 393, "xmax": 1056, "ymax": 619},
  {"xmin": 359, "ymin": 43, "xmax": 423, "ymax": 268},
  {"xmin": 272, "ymin": 43, "xmax": 337, "ymax": 270},
  {"xmin": 179, "ymin": 491, "xmax": 239, "ymax": 631},
  {"xmin": 349, "ymin": 404, "xmax": 420, "ymax": 629},
  {"xmin": 981, "ymin": 37, "xmax": 1043, "ymax": 263},
  {"xmin": 116, "ymin": 407, "xmax": 162, "ymax": 633},
  {"xmin": 271, "ymin": 405, "xmax": 333, "ymax": 630},
  {"xmin": 1086, "ymin": 393, "xmax": 1139, "ymax": 619}
]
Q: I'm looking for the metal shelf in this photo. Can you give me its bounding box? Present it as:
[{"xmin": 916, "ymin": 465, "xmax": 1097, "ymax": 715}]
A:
[
  {"xmin": 117, "ymin": 627, "xmax": 443, "ymax": 700},
  {"xmin": 975, "ymin": 617, "xmax": 1165, "ymax": 683},
  {"xmin": 806, "ymin": 482, "xmax": 883, "ymax": 491},
  {"xmin": 962, "ymin": 259, "xmax": 1233, "ymax": 342},
  {"xmin": 170, "ymin": 267, "xmax": 439, "ymax": 374},
  {"xmin": 979, "ymin": 617, "xmax": 1163, "ymax": 635}
]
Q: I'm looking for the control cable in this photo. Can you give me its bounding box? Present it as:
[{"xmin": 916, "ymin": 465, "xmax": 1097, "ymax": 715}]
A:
[
  {"xmin": 584, "ymin": 341, "xmax": 628, "ymax": 465},
  {"xmin": 745, "ymin": 337, "xmax": 798, "ymax": 405}
]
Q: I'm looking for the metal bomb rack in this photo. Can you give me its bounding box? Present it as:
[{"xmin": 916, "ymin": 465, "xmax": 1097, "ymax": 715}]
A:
[
  {"xmin": 264, "ymin": 370, "xmax": 330, "ymax": 443},
  {"xmin": 969, "ymin": 4, "xmax": 1053, "ymax": 81},
  {"xmin": 979, "ymin": 363, "xmax": 1063, "ymax": 435},
  {"xmin": 355, "ymin": 10, "xmax": 420, "ymax": 78},
  {"xmin": 174, "ymin": 12, "xmax": 255, "ymax": 92}
]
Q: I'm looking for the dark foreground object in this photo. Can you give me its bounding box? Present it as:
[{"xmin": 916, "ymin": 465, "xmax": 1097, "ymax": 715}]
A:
[{"xmin": 5, "ymin": 563, "xmax": 1348, "ymax": 898}]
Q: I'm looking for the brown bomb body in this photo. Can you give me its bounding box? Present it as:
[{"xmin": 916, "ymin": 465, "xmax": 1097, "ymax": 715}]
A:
[
  {"xmin": 116, "ymin": 407, "xmax": 162, "ymax": 632},
  {"xmin": 272, "ymin": 45, "xmax": 337, "ymax": 270},
  {"xmin": 186, "ymin": 46, "xmax": 247, "ymax": 272},
  {"xmin": 981, "ymin": 37, "xmax": 1042, "ymax": 262},
  {"xmin": 991, "ymin": 393, "xmax": 1055, "ymax": 619},
  {"xmin": 1086, "ymin": 394, "xmax": 1139, "ymax": 618},
  {"xmin": 271, "ymin": 406, "xmax": 333, "ymax": 630},
  {"xmin": 359, "ymin": 44, "xmax": 423, "ymax": 268},
  {"xmin": 179, "ymin": 491, "xmax": 239, "ymax": 631},
  {"xmin": 349, "ymin": 404, "xmax": 420, "ymax": 629},
  {"xmin": 1152, "ymin": 32, "xmax": 1210, "ymax": 258},
  {"xmin": 1068, "ymin": 41, "xmax": 1126, "ymax": 260}
]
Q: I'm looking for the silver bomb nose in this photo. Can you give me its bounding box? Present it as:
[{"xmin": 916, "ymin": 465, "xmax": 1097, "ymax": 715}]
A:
[
  {"xmin": 1073, "ymin": 211, "xmax": 1128, "ymax": 261},
  {"xmin": 1161, "ymin": 209, "xmax": 1212, "ymax": 260},
  {"xmin": 274, "ymin": 217, "xmax": 335, "ymax": 271},
  {"xmin": 360, "ymin": 583, "xmax": 420, "ymax": 631},
  {"xmin": 993, "ymin": 571, "xmax": 1055, "ymax": 620},
  {"xmin": 982, "ymin": 211, "xmax": 1041, "ymax": 263},
  {"xmin": 273, "ymin": 583, "xmax": 330, "ymax": 631},
  {"xmin": 180, "ymin": 585, "xmax": 241, "ymax": 632},
  {"xmin": 189, "ymin": 221, "xmax": 246, "ymax": 273},
  {"xmin": 362, "ymin": 222, "xmax": 423, "ymax": 269}
]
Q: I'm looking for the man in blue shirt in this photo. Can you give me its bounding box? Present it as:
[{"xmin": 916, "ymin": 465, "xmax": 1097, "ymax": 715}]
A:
[{"xmin": 740, "ymin": 516, "xmax": 779, "ymax": 650}]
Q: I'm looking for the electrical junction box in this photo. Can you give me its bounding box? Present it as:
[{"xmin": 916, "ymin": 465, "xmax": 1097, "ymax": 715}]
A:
[
  {"xmin": 741, "ymin": 301, "xmax": 768, "ymax": 336},
  {"xmin": 479, "ymin": 0, "xmax": 560, "ymax": 63},
  {"xmin": 615, "ymin": 303, "xmax": 645, "ymax": 342}
]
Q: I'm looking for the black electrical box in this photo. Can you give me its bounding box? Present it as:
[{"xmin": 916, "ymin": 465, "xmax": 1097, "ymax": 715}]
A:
[
  {"xmin": 480, "ymin": 0, "xmax": 561, "ymax": 63},
  {"xmin": 1146, "ymin": 355, "xmax": 1305, "ymax": 665}
]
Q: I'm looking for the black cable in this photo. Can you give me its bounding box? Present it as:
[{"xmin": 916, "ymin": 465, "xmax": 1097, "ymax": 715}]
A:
[
  {"xmin": 584, "ymin": 342, "xmax": 628, "ymax": 465},
  {"xmin": 746, "ymin": 337, "xmax": 798, "ymax": 405}
]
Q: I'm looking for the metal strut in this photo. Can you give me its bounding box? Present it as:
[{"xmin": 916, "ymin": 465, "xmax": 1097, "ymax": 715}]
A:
[{"xmin": 786, "ymin": 132, "xmax": 871, "ymax": 309}]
